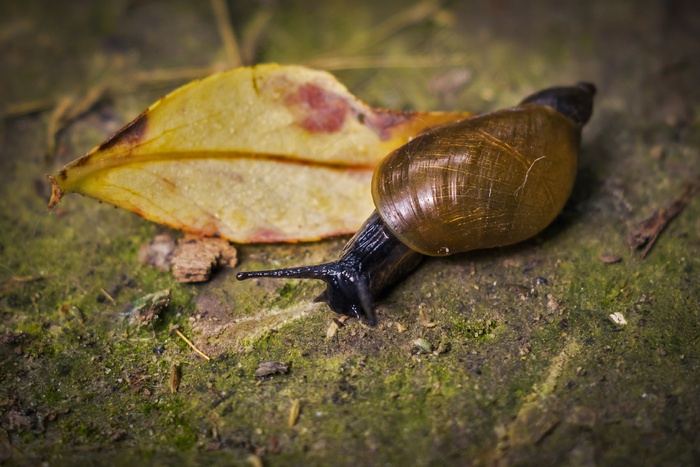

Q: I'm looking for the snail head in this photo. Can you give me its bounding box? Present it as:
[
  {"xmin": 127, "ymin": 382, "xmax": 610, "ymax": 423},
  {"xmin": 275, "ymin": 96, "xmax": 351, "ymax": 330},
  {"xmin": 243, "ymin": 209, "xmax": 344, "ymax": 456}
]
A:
[{"xmin": 237, "ymin": 259, "xmax": 376, "ymax": 325}]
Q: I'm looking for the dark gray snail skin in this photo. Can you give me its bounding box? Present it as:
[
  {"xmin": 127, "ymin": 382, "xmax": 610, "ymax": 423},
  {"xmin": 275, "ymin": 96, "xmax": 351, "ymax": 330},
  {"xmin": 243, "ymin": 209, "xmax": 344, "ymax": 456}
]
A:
[{"xmin": 237, "ymin": 83, "xmax": 596, "ymax": 325}]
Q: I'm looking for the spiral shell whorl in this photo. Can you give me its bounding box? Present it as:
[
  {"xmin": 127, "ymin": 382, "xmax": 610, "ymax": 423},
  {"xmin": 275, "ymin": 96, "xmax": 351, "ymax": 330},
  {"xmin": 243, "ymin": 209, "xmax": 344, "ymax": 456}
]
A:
[{"xmin": 372, "ymin": 105, "xmax": 580, "ymax": 256}]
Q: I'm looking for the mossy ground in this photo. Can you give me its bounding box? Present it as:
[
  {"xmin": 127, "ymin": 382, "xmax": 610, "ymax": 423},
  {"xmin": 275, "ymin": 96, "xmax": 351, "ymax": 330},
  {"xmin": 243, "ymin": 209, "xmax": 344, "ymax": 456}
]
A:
[{"xmin": 1, "ymin": 0, "xmax": 699, "ymax": 465}]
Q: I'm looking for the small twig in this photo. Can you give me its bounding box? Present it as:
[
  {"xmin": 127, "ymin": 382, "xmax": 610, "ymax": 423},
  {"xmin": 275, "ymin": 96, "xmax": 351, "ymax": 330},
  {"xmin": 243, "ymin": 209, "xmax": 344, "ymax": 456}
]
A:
[
  {"xmin": 318, "ymin": 0, "xmax": 443, "ymax": 58},
  {"xmin": 627, "ymin": 175, "xmax": 700, "ymax": 258},
  {"xmin": 288, "ymin": 399, "xmax": 301, "ymax": 428},
  {"xmin": 122, "ymin": 65, "xmax": 223, "ymax": 88},
  {"xmin": 3, "ymin": 65, "xmax": 218, "ymax": 122},
  {"xmin": 169, "ymin": 363, "xmax": 182, "ymax": 393},
  {"xmin": 45, "ymin": 85, "xmax": 109, "ymax": 161},
  {"xmin": 100, "ymin": 288, "xmax": 117, "ymax": 305},
  {"xmin": 1, "ymin": 98, "xmax": 56, "ymax": 119},
  {"xmin": 240, "ymin": 7, "xmax": 275, "ymax": 65},
  {"xmin": 175, "ymin": 329, "xmax": 211, "ymax": 361},
  {"xmin": 0, "ymin": 275, "xmax": 43, "ymax": 297},
  {"xmin": 45, "ymin": 97, "xmax": 74, "ymax": 158},
  {"xmin": 302, "ymin": 54, "xmax": 467, "ymax": 71},
  {"xmin": 211, "ymin": 0, "xmax": 242, "ymax": 68},
  {"xmin": 369, "ymin": 0, "xmax": 444, "ymax": 45}
]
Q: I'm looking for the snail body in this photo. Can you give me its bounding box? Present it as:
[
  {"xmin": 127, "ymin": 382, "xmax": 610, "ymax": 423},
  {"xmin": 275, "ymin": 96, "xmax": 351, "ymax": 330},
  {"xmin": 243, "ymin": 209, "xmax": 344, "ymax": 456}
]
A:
[{"xmin": 237, "ymin": 83, "xmax": 596, "ymax": 324}]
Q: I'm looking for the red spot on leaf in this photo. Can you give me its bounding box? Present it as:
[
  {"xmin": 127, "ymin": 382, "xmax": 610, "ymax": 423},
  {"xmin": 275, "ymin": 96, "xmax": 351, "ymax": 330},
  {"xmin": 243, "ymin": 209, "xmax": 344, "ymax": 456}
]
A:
[
  {"xmin": 285, "ymin": 83, "xmax": 350, "ymax": 133},
  {"xmin": 363, "ymin": 109, "xmax": 413, "ymax": 140},
  {"xmin": 248, "ymin": 226, "xmax": 289, "ymax": 243}
]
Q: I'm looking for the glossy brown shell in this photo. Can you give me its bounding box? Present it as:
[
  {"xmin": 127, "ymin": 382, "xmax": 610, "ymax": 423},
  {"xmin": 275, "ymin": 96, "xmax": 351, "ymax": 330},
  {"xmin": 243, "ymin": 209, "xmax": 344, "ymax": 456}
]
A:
[{"xmin": 371, "ymin": 104, "xmax": 581, "ymax": 256}]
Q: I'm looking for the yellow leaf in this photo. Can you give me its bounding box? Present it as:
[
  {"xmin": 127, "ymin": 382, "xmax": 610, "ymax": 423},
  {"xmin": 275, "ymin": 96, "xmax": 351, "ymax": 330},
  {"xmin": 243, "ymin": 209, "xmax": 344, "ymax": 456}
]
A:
[{"xmin": 48, "ymin": 64, "xmax": 472, "ymax": 242}]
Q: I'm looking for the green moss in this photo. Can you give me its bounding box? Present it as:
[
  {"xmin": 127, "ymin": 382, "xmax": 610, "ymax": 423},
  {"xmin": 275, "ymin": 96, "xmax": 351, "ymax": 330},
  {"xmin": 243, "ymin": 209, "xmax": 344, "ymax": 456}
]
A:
[
  {"xmin": 449, "ymin": 315, "xmax": 499, "ymax": 340},
  {"xmin": 172, "ymin": 423, "xmax": 198, "ymax": 450}
]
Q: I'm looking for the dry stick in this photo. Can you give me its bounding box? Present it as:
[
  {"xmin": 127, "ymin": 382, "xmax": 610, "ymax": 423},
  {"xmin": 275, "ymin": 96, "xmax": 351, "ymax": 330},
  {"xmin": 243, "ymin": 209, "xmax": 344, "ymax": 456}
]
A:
[
  {"xmin": 5, "ymin": 64, "xmax": 221, "ymax": 165},
  {"xmin": 314, "ymin": 0, "xmax": 443, "ymax": 59},
  {"xmin": 627, "ymin": 175, "xmax": 700, "ymax": 258},
  {"xmin": 369, "ymin": 0, "xmax": 444, "ymax": 45},
  {"xmin": 45, "ymin": 97, "xmax": 74, "ymax": 158},
  {"xmin": 175, "ymin": 329, "xmax": 211, "ymax": 361},
  {"xmin": 100, "ymin": 288, "xmax": 117, "ymax": 305},
  {"xmin": 45, "ymin": 85, "xmax": 108, "ymax": 161},
  {"xmin": 0, "ymin": 98, "xmax": 56, "ymax": 119},
  {"xmin": 2, "ymin": 66, "xmax": 218, "ymax": 121},
  {"xmin": 239, "ymin": 7, "xmax": 275, "ymax": 65},
  {"xmin": 40, "ymin": 0, "xmax": 234, "ymax": 146},
  {"xmin": 127, "ymin": 66, "xmax": 220, "ymax": 85},
  {"xmin": 303, "ymin": 54, "xmax": 468, "ymax": 71},
  {"xmin": 211, "ymin": 0, "xmax": 242, "ymax": 68},
  {"xmin": 288, "ymin": 399, "xmax": 301, "ymax": 428},
  {"xmin": 0, "ymin": 275, "xmax": 43, "ymax": 296},
  {"xmin": 6, "ymin": 1, "xmax": 234, "ymax": 121}
]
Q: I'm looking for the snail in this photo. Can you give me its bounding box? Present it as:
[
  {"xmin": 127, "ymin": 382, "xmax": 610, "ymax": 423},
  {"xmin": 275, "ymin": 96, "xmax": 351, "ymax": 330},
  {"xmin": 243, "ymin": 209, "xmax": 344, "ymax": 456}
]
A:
[{"xmin": 237, "ymin": 83, "xmax": 596, "ymax": 324}]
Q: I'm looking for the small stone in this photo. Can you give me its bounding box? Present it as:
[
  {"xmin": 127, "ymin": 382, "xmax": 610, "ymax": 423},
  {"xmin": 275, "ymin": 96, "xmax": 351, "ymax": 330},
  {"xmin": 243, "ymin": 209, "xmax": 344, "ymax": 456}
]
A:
[
  {"xmin": 434, "ymin": 341, "xmax": 451, "ymax": 355},
  {"xmin": 599, "ymin": 254, "xmax": 622, "ymax": 264},
  {"xmin": 412, "ymin": 338, "xmax": 433, "ymax": 353},
  {"xmin": 546, "ymin": 294, "xmax": 561, "ymax": 314},
  {"xmin": 326, "ymin": 320, "xmax": 340, "ymax": 339},
  {"xmin": 254, "ymin": 361, "xmax": 289, "ymax": 378},
  {"xmin": 609, "ymin": 312, "xmax": 627, "ymax": 326},
  {"xmin": 650, "ymin": 144, "xmax": 665, "ymax": 160},
  {"xmin": 138, "ymin": 234, "xmax": 176, "ymax": 272}
]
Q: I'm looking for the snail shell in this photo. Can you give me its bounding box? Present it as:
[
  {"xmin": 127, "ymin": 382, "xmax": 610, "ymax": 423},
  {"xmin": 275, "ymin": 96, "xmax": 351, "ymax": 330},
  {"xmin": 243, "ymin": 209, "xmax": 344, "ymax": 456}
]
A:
[{"xmin": 373, "ymin": 105, "xmax": 579, "ymax": 256}]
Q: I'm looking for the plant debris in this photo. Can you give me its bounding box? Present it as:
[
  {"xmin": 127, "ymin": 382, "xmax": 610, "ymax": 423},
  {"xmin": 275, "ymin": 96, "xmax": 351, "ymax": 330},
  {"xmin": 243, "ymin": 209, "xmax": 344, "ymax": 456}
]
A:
[
  {"xmin": 609, "ymin": 312, "xmax": 628, "ymax": 326},
  {"xmin": 434, "ymin": 341, "xmax": 451, "ymax": 355},
  {"xmin": 173, "ymin": 328, "xmax": 211, "ymax": 361},
  {"xmin": 288, "ymin": 399, "xmax": 301, "ymax": 428},
  {"xmin": 1, "ymin": 331, "xmax": 28, "ymax": 347},
  {"xmin": 412, "ymin": 337, "xmax": 433, "ymax": 354},
  {"xmin": 171, "ymin": 235, "xmax": 238, "ymax": 283},
  {"xmin": 0, "ymin": 275, "xmax": 43, "ymax": 297},
  {"xmin": 45, "ymin": 85, "xmax": 107, "ymax": 160},
  {"xmin": 138, "ymin": 233, "xmax": 237, "ymax": 282},
  {"xmin": 599, "ymin": 254, "xmax": 622, "ymax": 264},
  {"xmin": 138, "ymin": 234, "xmax": 177, "ymax": 272},
  {"xmin": 326, "ymin": 316, "xmax": 348, "ymax": 339},
  {"xmin": 254, "ymin": 361, "xmax": 289, "ymax": 378},
  {"xmin": 418, "ymin": 305, "xmax": 437, "ymax": 328},
  {"xmin": 169, "ymin": 364, "xmax": 182, "ymax": 393},
  {"xmin": 59, "ymin": 304, "xmax": 85, "ymax": 325},
  {"xmin": 129, "ymin": 289, "xmax": 170, "ymax": 326},
  {"xmin": 627, "ymin": 176, "xmax": 700, "ymax": 258}
]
